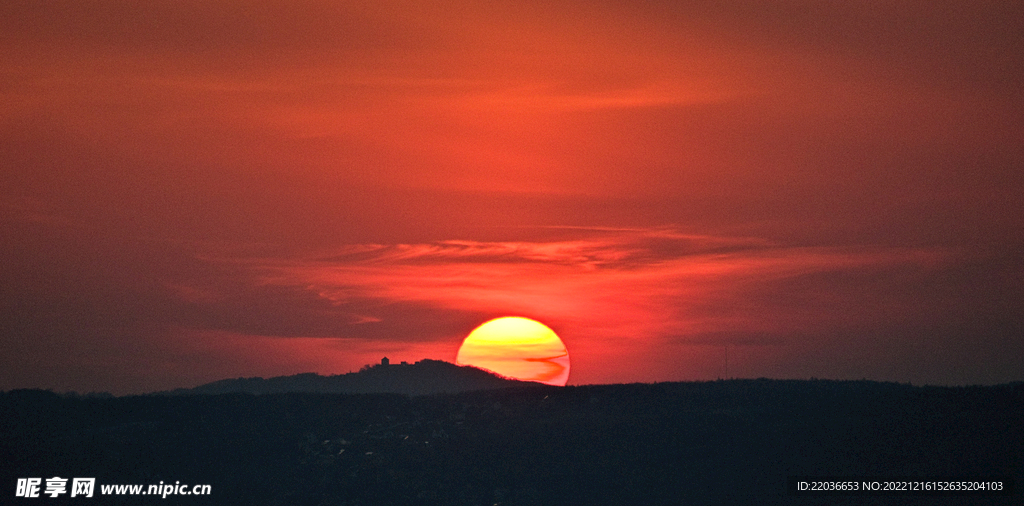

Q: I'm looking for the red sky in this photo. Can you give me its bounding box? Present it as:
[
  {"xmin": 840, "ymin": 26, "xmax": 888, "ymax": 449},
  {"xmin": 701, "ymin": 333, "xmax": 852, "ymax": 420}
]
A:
[{"xmin": 2, "ymin": 0, "xmax": 1022, "ymax": 394}]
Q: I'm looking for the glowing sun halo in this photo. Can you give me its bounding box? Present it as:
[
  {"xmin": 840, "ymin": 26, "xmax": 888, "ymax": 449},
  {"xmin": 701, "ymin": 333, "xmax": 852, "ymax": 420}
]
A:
[{"xmin": 456, "ymin": 317, "xmax": 570, "ymax": 386}]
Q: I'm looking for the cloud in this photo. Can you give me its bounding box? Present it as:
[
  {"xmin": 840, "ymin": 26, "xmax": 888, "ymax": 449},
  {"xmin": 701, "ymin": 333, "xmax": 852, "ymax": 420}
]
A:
[
  {"xmin": 143, "ymin": 225, "xmax": 1017, "ymax": 386},
  {"xmin": 216, "ymin": 228, "xmax": 963, "ymax": 347}
]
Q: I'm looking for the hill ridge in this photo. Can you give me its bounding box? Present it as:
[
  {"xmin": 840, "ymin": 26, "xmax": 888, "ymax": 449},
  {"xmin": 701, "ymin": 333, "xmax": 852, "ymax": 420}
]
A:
[{"xmin": 159, "ymin": 359, "xmax": 539, "ymax": 396}]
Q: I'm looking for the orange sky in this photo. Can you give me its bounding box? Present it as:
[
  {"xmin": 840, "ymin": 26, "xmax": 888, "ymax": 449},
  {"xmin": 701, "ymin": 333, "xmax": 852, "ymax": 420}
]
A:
[{"xmin": 2, "ymin": 1, "xmax": 1022, "ymax": 394}]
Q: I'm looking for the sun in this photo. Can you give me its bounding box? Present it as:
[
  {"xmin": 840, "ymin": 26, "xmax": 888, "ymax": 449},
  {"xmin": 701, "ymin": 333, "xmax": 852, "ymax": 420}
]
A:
[{"xmin": 456, "ymin": 316, "xmax": 570, "ymax": 386}]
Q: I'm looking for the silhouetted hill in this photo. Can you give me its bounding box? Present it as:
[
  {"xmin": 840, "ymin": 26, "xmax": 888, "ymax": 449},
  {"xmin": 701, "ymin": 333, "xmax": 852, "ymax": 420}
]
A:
[
  {"xmin": 160, "ymin": 359, "xmax": 537, "ymax": 396},
  {"xmin": 3, "ymin": 379, "xmax": 1020, "ymax": 505}
]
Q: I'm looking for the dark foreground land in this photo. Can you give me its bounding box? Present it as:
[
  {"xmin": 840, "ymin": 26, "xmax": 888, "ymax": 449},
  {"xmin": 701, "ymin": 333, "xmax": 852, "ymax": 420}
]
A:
[{"xmin": 2, "ymin": 380, "xmax": 1021, "ymax": 505}]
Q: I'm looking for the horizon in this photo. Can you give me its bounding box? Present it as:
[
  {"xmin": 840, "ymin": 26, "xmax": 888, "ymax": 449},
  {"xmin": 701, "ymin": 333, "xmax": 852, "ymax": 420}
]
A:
[
  {"xmin": 10, "ymin": 357, "xmax": 1024, "ymax": 398},
  {"xmin": 2, "ymin": 1, "xmax": 1022, "ymax": 395}
]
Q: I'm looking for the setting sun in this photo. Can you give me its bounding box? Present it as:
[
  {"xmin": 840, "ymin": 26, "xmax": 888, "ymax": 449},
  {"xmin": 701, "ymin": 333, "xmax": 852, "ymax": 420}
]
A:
[{"xmin": 456, "ymin": 317, "xmax": 570, "ymax": 386}]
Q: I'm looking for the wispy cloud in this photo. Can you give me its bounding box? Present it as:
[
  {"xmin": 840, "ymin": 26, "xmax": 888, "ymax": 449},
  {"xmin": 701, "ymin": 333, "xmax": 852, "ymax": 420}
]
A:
[{"xmin": 177, "ymin": 229, "xmax": 964, "ymax": 372}]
